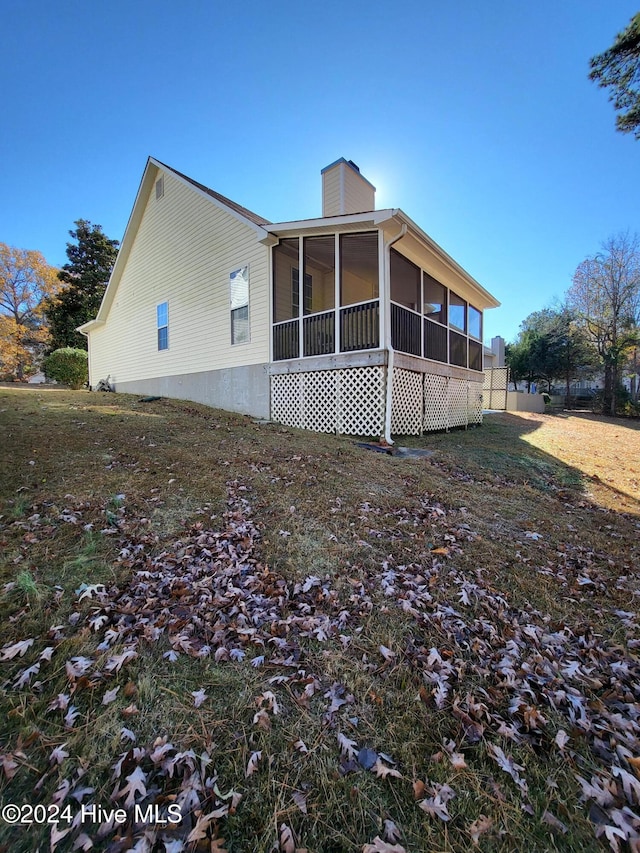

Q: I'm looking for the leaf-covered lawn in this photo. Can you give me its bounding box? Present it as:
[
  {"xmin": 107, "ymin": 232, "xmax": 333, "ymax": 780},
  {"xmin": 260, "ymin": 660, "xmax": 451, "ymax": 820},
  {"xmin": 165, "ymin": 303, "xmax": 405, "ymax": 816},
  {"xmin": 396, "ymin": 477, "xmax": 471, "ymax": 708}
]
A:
[{"xmin": 0, "ymin": 387, "xmax": 639, "ymax": 852}]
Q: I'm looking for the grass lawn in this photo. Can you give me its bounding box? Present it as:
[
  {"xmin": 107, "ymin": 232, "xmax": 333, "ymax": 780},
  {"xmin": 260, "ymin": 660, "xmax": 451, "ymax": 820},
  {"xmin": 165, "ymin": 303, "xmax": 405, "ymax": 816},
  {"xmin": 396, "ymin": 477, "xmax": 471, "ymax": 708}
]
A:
[{"xmin": 0, "ymin": 386, "xmax": 639, "ymax": 852}]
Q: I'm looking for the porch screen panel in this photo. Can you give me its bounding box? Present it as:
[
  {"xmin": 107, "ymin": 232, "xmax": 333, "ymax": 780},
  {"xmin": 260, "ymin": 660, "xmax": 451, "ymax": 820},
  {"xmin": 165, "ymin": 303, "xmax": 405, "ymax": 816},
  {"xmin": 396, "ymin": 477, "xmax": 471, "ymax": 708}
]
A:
[
  {"xmin": 468, "ymin": 305, "xmax": 482, "ymax": 340},
  {"xmin": 390, "ymin": 249, "xmax": 420, "ymax": 311},
  {"xmin": 303, "ymin": 236, "xmax": 335, "ymax": 314},
  {"xmin": 469, "ymin": 339, "xmax": 483, "ymax": 372},
  {"xmin": 449, "ymin": 292, "xmax": 467, "ymax": 332},
  {"xmin": 423, "ymin": 274, "xmax": 447, "ymax": 325},
  {"xmin": 273, "ymin": 238, "xmax": 299, "ymax": 322},
  {"xmin": 449, "ymin": 330, "xmax": 467, "ymax": 367},
  {"xmin": 340, "ymin": 232, "xmax": 379, "ymax": 306},
  {"xmin": 424, "ymin": 317, "xmax": 447, "ymax": 362}
]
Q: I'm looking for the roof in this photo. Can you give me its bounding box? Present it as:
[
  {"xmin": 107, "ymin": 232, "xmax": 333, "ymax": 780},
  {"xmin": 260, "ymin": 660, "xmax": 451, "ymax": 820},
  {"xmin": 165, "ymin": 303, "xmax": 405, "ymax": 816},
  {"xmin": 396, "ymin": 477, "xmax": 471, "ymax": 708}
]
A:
[
  {"xmin": 155, "ymin": 160, "xmax": 271, "ymax": 227},
  {"xmin": 78, "ymin": 158, "xmax": 499, "ymax": 335}
]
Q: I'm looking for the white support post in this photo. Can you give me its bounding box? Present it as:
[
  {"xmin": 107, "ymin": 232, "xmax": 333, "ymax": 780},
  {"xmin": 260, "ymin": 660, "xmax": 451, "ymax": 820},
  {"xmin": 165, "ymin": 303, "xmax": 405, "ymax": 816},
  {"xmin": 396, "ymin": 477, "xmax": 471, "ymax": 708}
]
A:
[
  {"xmin": 334, "ymin": 233, "xmax": 340, "ymax": 354},
  {"xmin": 381, "ymin": 223, "xmax": 406, "ymax": 445},
  {"xmin": 298, "ymin": 237, "xmax": 303, "ymax": 359}
]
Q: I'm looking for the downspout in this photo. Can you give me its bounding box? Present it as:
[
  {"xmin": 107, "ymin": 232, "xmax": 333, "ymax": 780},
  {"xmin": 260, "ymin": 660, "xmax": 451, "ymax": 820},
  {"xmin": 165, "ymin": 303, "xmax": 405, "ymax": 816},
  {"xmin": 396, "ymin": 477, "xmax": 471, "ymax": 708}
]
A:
[{"xmin": 382, "ymin": 222, "xmax": 407, "ymax": 445}]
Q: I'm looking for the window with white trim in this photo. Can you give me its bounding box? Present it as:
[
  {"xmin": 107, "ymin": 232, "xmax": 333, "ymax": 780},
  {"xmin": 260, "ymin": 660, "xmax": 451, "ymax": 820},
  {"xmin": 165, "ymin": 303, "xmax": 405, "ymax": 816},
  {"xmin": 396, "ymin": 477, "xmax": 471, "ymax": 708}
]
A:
[
  {"xmin": 157, "ymin": 301, "xmax": 169, "ymax": 350},
  {"xmin": 230, "ymin": 266, "xmax": 250, "ymax": 344}
]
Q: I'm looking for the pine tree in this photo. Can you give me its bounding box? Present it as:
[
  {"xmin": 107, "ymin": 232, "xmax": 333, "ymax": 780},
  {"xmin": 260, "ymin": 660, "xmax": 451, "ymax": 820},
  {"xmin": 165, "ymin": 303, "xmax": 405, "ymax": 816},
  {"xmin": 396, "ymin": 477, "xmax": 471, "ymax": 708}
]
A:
[
  {"xmin": 47, "ymin": 220, "xmax": 119, "ymax": 350},
  {"xmin": 590, "ymin": 12, "xmax": 640, "ymax": 139}
]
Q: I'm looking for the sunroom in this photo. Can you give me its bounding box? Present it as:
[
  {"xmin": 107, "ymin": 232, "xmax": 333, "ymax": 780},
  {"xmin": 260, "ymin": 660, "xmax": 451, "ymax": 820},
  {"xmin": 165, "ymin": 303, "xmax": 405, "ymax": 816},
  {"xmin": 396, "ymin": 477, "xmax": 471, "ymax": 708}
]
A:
[{"xmin": 267, "ymin": 212, "xmax": 498, "ymax": 438}]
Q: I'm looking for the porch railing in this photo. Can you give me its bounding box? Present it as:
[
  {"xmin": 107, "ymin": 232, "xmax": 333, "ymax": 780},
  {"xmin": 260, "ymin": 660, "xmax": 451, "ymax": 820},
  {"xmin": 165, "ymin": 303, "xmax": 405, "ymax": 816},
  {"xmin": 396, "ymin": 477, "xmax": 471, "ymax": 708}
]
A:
[
  {"xmin": 273, "ymin": 320, "xmax": 299, "ymax": 361},
  {"xmin": 390, "ymin": 302, "xmax": 421, "ymax": 356},
  {"xmin": 424, "ymin": 317, "xmax": 448, "ymax": 362},
  {"xmin": 274, "ymin": 299, "xmax": 479, "ymax": 369},
  {"xmin": 304, "ymin": 310, "xmax": 335, "ymax": 357},
  {"xmin": 340, "ymin": 300, "xmax": 379, "ymax": 352}
]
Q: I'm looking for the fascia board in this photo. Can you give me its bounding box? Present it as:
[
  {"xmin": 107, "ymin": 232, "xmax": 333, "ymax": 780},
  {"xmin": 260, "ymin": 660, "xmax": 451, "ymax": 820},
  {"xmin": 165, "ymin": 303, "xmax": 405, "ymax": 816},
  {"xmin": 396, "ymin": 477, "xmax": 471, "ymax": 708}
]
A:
[
  {"xmin": 266, "ymin": 209, "xmax": 396, "ymax": 234},
  {"xmin": 90, "ymin": 157, "xmax": 159, "ymax": 326},
  {"xmin": 392, "ymin": 210, "xmax": 501, "ymax": 309},
  {"xmin": 155, "ymin": 159, "xmax": 270, "ymax": 239}
]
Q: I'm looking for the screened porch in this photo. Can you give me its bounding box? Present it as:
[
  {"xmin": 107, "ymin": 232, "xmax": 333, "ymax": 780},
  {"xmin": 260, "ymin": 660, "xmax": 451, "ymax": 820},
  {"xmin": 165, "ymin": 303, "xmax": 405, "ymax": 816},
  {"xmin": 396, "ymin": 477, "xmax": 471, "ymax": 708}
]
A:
[{"xmin": 271, "ymin": 232, "xmax": 484, "ymax": 373}]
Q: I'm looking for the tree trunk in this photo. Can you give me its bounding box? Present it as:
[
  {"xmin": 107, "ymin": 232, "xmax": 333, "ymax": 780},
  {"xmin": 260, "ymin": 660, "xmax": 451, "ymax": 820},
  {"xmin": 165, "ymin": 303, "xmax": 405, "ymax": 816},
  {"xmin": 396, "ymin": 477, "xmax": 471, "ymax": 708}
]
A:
[{"xmin": 603, "ymin": 364, "xmax": 614, "ymax": 415}]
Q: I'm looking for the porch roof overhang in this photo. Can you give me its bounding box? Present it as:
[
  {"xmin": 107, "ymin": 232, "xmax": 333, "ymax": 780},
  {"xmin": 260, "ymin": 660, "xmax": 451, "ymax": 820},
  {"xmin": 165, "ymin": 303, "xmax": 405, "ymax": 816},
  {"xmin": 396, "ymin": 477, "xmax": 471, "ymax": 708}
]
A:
[
  {"xmin": 264, "ymin": 208, "xmax": 500, "ymax": 312},
  {"xmin": 263, "ymin": 208, "xmax": 395, "ymax": 238}
]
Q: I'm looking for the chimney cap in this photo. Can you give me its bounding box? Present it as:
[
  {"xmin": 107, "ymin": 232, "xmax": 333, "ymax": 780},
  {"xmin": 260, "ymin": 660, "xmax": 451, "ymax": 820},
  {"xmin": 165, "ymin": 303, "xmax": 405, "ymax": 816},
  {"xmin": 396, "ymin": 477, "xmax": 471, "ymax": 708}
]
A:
[{"xmin": 321, "ymin": 157, "xmax": 376, "ymax": 191}]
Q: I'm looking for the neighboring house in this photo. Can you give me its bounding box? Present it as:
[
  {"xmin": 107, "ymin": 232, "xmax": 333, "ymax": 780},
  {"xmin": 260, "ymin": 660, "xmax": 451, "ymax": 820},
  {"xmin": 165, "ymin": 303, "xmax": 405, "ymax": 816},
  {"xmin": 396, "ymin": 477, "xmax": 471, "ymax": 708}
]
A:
[
  {"xmin": 483, "ymin": 336, "xmax": 505, "ymax": 370},
  {"xmin": 79, "ymin": 157, "xmax": 500, "ymax": 438}
]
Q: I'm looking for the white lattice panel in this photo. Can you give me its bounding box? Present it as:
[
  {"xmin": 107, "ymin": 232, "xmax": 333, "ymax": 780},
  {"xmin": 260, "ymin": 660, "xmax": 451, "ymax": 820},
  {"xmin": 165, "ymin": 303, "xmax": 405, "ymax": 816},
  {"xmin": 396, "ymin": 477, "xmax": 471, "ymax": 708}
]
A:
[
  {"xmin": 271, "ymin": 366, "xmax": 386, "ymax": 436},
  {"xmin": 483, "ymin": 367, "xmax": 509, "ymax": 410},
  {"xmin": 468, "ymin": 381, "xmax": 483, "ymax": 425},
  {"xmin": 337, "ymin": 367, "xmax": 386, "ymax": 436},
  {"xmin": 424, "ymin": 374, "xmax": 449, "ymax": 431},
  {"xmin": 448, "ymin": 378, "xmax": 468, "ymax": 428},
  {"xmin": 271, "ymin": 374, "xmax": 304, "ymax": 429},
  {"xmin": 391, "ymin": 368, "xmax": 423, "ymax": 435},
  {"xmin": 302, "ymin": 370, "xmax": 338, "ymax": 433}
]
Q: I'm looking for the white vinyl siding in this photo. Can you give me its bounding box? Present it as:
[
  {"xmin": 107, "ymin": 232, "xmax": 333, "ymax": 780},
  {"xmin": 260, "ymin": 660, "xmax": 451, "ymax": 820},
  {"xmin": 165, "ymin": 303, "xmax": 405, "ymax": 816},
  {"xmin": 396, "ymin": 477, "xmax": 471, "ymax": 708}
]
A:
[
  {"xmin": 322, "ymin": 167, "xmax": 341, "ymax": 218},
  {"xmin": 87, "ymin": 169, "xmax": 269, "ymax": 385}
]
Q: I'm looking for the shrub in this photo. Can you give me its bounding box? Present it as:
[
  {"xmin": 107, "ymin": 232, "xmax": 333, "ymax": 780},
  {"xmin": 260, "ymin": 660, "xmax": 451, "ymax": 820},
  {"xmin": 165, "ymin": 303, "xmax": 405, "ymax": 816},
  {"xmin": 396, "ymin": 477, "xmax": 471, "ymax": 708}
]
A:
[{"xmin": 42, "ymin": 348, "xmax": 88, "ymax": 389}]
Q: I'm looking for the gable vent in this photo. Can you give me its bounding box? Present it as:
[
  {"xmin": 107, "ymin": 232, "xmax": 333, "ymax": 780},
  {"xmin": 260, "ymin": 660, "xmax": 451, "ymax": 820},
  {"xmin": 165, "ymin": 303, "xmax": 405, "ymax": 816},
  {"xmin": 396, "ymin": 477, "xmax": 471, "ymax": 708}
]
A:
[{"xmin": 155, "ymin": 176, "xmax": 165, "ymax": 200}]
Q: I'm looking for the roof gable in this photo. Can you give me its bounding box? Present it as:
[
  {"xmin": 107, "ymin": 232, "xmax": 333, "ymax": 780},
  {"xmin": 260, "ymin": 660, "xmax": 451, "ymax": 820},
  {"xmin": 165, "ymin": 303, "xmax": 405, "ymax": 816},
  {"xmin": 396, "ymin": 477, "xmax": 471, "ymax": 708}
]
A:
[
  {"xmin": 155, "ymin": 160, "xmax": 271, "ymax": 227},
  {"xmin": 79, "ymin": 157, "xmax": 271, "ymax": 333}
]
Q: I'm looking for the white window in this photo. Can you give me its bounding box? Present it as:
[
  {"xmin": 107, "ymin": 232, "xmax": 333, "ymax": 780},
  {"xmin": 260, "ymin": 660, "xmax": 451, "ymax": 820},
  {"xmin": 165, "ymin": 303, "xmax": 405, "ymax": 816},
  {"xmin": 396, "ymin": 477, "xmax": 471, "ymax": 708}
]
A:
[
  {"xmin": 230, "ymin": 266, "xmax": 249, "ymax": 344},
  {"xmin": 157, "ymin": 301, "xmax": 169, "ymax": 350}
]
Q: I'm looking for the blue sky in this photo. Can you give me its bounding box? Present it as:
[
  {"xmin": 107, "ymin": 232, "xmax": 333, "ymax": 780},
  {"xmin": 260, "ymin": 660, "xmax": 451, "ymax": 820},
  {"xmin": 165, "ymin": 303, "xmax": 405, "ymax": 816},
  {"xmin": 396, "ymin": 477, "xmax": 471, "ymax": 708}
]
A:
[{"xmin": 1, "ymin": 0, "xmax": 638, "ymax": 344}]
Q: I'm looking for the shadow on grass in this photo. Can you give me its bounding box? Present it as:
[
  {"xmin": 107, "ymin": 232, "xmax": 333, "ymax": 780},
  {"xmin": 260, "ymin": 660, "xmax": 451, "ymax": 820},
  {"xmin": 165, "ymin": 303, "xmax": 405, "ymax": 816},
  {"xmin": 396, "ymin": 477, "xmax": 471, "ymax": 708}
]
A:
[{"xmin": 396, "ymin": 409, "xmax": 640, "ymax": 516}]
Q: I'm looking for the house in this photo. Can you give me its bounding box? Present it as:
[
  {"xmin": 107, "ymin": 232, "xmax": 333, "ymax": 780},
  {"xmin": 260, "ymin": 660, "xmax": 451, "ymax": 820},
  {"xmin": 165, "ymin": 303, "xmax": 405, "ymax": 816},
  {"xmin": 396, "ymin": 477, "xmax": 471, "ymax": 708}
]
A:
[{"xmin": 79, "ymin": 157, "xmax": 500, "ymax": 439}]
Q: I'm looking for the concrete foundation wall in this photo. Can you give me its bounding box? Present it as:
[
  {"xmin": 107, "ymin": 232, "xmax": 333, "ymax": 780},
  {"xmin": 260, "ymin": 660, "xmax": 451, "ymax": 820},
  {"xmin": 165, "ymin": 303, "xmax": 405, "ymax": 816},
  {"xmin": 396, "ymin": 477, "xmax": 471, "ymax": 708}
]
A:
[
  {"xmin": 507, "ymin": 391, "xmax": 546, "ymax": 413},
  {"xmin": 113, "ymin": 363, "xmax": 270, "ymax": 419}
]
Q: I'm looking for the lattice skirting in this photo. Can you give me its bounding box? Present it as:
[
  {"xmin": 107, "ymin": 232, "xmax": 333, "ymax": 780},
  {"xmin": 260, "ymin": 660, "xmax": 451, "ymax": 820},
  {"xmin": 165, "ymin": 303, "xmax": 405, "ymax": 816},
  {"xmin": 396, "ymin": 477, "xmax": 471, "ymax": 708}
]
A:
[
  {"xmin": 483, "ymin": 367, "xmax": 509, "ymax": 410},
  {"xmin": 272, "ymin": 366, "xmax": 483, "ymax": 436},
  {"xmin": 423, "ymin": 374, "xmax": 483, "ymax": 433},
  {"xmin": 271, "ymin": 366, "xmax": 386, "ymax": 436},
  {"xmin": 391, "ymin": 368, "xmax": 424, "ymax": 435}
]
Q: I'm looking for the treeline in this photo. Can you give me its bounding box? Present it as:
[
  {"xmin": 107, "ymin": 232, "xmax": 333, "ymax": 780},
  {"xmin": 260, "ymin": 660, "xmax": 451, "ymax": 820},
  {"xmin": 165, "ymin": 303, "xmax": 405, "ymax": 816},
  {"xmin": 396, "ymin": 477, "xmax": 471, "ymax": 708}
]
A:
[
  {"xmin": 0, "ymin": 221, "xmax": 118, "ymax": 380},
  {"xmin": 506, "ymin": 233, "xmax": 640, "ymax": 416}
]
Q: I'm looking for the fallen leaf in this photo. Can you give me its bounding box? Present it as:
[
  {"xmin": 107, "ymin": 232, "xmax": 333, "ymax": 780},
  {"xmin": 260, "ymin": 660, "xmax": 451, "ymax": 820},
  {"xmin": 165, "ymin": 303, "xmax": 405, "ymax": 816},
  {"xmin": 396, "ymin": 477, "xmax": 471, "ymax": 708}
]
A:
[
  {"xmin": 362, "ymin": 836, "xmax": 406, "ymax": 852},
  {"xmin": 245, "ymin": 750, "xmax": 262, "ymax": 778},
  {"xmin": 372, "ymin": 758, "xmax": 402, "ymax": 780},
  {"xmin": 191, "ymin": 688, "xmax": 208, "ymax": 708},
  {"xmin": 1, "ymin": 753, "xmax": 19, "ymax": 780},
  {"xmin": 102, "ymin": 686, "xmax": 120, "ymax": 705},
  {"xmin": 49, "ymin": 744, "xmax": 69, "ymax": 765},
  {"xmin": 337, "ymin": 732, "xmax": 358, "ymax": 760},
  {"xmin": 383, "ymin": 819, "xmax": 402, "ymax": 843},
  {"xmin": 0, "ymin": 638, "xmax": 34, "ymax": 660},
  {"xmin": 117, "ymin": 765, "xmax": 147, "ymax": 808},
  {"xmin": 542, "ymin": 810, "xmax": 568, "ymax": 834},
  {"xmin": 279, "ymin": 822, "xmax": 296, "ymax": 853},
  {"xmin": 468, "ymin": 814, "xmax": 492, "ymax": 845},
  {"xmin": 292, "ymin": 790, "xmax": 308, "ymax": 814}
]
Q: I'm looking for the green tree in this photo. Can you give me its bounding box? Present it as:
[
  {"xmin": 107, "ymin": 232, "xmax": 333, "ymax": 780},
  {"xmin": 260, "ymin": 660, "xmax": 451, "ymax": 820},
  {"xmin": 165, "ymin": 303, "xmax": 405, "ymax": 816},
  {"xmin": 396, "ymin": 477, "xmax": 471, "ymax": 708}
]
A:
[
  {"xmin": 46, "ymin": 220, "xmax": 119, "ymax": 350},
  {"xmin": 567, "ymin": 233, "xmax": 640, "ymax": 416},
  {"xmin": 506, "ymin": 307, "xmax": 598, "ymax": 399},
  {"xmin": 589, "ymin": 12, "xmax": 640, "ymax": 139}
]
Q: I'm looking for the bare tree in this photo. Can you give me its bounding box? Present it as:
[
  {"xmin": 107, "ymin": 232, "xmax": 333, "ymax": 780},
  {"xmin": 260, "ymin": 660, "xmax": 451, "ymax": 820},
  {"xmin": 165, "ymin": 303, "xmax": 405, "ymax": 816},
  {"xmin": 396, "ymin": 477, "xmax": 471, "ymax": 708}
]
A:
[{"xmin": 567, "ymin": 233, "xmax": 640, "ymax": 416}]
